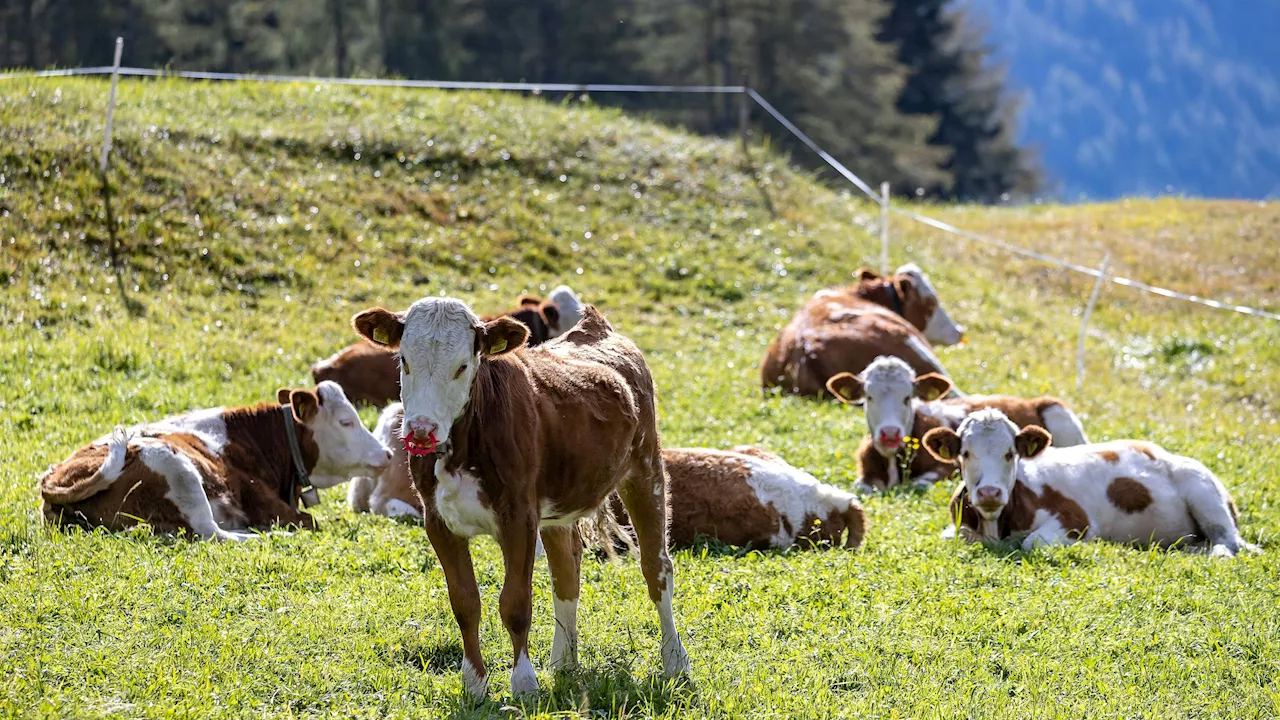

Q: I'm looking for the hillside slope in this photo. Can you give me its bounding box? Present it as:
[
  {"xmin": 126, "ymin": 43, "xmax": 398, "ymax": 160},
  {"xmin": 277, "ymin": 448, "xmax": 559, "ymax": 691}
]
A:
[
  {"xmin": 1, "ymin": 78, "xmax": 1278, "ymax": 718},
  {"xmin": 963, "ymin": 0, "xmax": 1280, "ymax": 200}
]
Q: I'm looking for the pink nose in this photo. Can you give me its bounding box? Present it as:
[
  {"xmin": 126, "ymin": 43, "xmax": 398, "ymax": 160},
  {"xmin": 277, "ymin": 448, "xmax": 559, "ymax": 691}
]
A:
[
  {"xmin": 878, "ymin": 428, "xmax": 903, "ymax": 448},
  {"xmin": 406, "ymin": 418, "xmax": 437, "ymax": 441},
  {"xmin": 975, "ymin": 486, "xmax": 1002, "ymax": 505}
]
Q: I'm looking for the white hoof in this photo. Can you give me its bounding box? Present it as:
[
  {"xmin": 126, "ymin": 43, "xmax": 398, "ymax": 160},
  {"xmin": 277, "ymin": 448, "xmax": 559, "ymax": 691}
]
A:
[
  {"xmin": 510, "ymin": 651, "xmax": 539, "ymax": 696},
  {"xmin": 662, "ymin": 639, "xmax": 691, "ymax": 677},
  {"xmin": 939, "ymin": 524, "xmax": 957, "ymax": 540},
  {"xmin": 462, "ymin": 658, "xmax": 489, "ymax": 700}
]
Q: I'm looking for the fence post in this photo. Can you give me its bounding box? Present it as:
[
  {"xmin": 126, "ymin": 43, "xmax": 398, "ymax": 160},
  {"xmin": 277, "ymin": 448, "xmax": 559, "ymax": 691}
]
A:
[
  {"xmin": 1077, "ymin": 252, "xmax": 1111, "ymax": 393},
  {"xmin": 738, "ymin": 75, "xmax": 750, "ymax": 157},
  {"xmin": 880, "ymin": 181, "xmax": 891, "ymax": 276},
  {"xmin": 99, "ymin": 37, "xmax": 123, "ymax": 173}
]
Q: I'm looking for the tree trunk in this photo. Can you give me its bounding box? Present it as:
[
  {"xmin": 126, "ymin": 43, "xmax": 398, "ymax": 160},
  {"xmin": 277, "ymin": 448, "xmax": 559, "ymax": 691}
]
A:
[{"xmin": 330, "ymin": 0, "xmax": 348, "ymax": 76}]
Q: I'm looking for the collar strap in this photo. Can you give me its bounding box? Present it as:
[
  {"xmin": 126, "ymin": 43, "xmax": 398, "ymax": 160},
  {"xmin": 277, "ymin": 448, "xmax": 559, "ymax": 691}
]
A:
[
  {"xmin": 886, "ymin": 280, "xmax": 905, "ymax": 318},
  {"xmin": 281, "ymin": 405, "xmax": 319, "ymax": 509}
]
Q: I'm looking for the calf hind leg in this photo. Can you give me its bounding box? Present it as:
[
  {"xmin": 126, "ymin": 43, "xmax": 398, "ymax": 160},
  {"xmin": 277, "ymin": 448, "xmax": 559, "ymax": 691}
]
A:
[
  {"xmin": 540, "ymin": 525, "xmax": 582, "ymax": 669},
  {"xmin": 617, "ymin": 462, "xmax": 691, "ymax": 678},
  {"xmin": 1178, "ymin": 463, "xmax": 1252, "ymax": 558}
]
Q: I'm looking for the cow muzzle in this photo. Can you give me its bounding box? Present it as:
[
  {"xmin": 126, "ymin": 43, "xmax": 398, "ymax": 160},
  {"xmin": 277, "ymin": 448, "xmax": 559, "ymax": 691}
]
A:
[
  {"xmin": 973, "ymin": 485, "xmax": 1004, "ymax": 515},
  {"xmin": 404, "ymin": 417, "xmax": 443, "ymax": 457},
  {"xmin": 876, "ymin": 427, "xmax": 903, "ymax": 453}
]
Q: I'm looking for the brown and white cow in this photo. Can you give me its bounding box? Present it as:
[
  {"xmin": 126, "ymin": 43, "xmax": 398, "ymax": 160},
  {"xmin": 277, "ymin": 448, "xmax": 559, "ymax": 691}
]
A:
[
  {"xmin": 761, "ymin": 264, "xmax": 964, "ymax": 397},
  {"xmin": 352, "ymin": 428, "xmax": 865, "ymax": 552},
  {"xmin": 922, "ymin": 409, "xmax": 1256, "ymax": 557},
  {"xmin": 351, "ymin": 298, "xmax": 689, "ymax": 699},
  {"xmin": 827, "ymin": 356, "xmax": 1088, "ymax": 491},
  {"xmin": 39, "ymin": 382, "xmax": 391, "ymax": 539},
  {"xmin": 313, "ymin": 286, "xmax": 584, "ymax": 408}
]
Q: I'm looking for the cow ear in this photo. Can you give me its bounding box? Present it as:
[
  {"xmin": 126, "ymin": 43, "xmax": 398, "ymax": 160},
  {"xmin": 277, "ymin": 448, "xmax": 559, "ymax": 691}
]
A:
[
  {"xmin": 1015, "ymin": 426, "xmax": 1051, "ymax": 458},
  {"xmin": 858, "ymin": 269, "xmax": 881, "ymax": 282},
  {"xmin": 913, "ymin": 373, "xmax": 953, "ymax": 401},
  {"xmin": 276, "ymin": 388, "xmax": 292, "ymax": 405},
  {"xmin": 894, "ymin": 274, "xmax": 917, "ymax": 300},
  {"xmin": 539, "ymin": 302, "xmax": 560, "ymax": 332},
  {"xmin": 825, "ymin": 373, "xmax": 865, "ymax": 404},
  {"xmin": 352, "ymin": 307, "xmax": 405, "ymax": 348},
  {"xmin": 288, "ymin": 389, "xmax": 320, "ymax": 424},
  {"xmin": 517, "ymin": 295, "xmax": 542, "ymax": 307},
  {"xmin": 477, "ymin": 316, "xmax": 529, "ymax": 356},
  {"xmin": 922, "ymin": 427, "xmax": 961, "ymax": 462}
]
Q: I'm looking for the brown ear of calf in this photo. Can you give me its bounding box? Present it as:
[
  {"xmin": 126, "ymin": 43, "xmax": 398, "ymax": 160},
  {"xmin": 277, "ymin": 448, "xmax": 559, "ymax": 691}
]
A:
[
  {"xmin": 922, "ymin": 427, "xmax": 961, "ymax": 462},
  {"xmin": 352, "ymin": 307, "xmax": 405, "ymax": 348},
  {"xmin": 858, "ymin": 268, "xmax": 881, "ymax": 282},
  {"xmin": 913, "ymin": 373, "xmax": 952, "ymax": 401},
  {"xmin": 288, "ymin": 389, "xmax": 319, "ymax": 423},
  {"xmin": 1015, "ymin": 426, "xmax": 1052, "ymax": 458},
  {"xmin": 539, "ymin": 302, "xmax": 561, "ymax": 332},
  {"xmin": 826, "ymin": 372, "xmax": 865, "ymax": 403},
  {"xmin": 477, "ymin": 315, "xmax": 530, "ymax": 356},
  {"xmin": 276, "ymin": 388, "xmax": 292, "ymax": 405}
]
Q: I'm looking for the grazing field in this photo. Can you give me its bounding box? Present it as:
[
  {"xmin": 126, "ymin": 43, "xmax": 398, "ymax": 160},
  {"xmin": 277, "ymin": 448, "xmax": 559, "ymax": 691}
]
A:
[{"xmin": 2, "ymin": 78, "xmax": 1279, "ymax": 719}]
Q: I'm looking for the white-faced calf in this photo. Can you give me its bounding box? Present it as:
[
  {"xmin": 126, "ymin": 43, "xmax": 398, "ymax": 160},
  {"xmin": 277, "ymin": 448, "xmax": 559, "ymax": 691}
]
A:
[
  {"xmin": 39, "ymin": 382, "xmax": 391, "ymax": 539},
  {"xmin": 352, "ymin": 298, "xmax": 689, "ymax": 699},
  {"xmin": 827, "ymin": 356, "xmax": 1088, "ymax": 491},
  {"xmin": 922, "ymin": 409, "xmax": 1255, "ymax": 557}
]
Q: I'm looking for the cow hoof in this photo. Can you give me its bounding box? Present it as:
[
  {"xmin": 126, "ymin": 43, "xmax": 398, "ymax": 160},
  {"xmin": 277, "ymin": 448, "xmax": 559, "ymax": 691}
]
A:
[
  {"xmin": 1208, "ymin": 544, "xmax": 1235, "ymax": 559},
  {"xmin": 854, "ymin": 482, "xmax": 878, "ymax": 495},
  {"xmin": 461, "ymin": 658, "xmax": 489, "ymax": 700},
  {"xmin": 939, "ymin": 524, "xmax": 957, "ymax": 540},
  {"xmin": 662, "ymin": 641, "xmax": 691, "ymax": 677},
  {"xmin": 510, "ymin": 652, "xmax": 539, "ymax": 696}
]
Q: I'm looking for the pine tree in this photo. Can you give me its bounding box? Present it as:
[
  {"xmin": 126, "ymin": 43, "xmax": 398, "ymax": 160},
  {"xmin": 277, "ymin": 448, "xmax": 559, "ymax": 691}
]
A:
[{"xmin": 879, "ymin": 0, "xmax": 1038, "ymax": 201}]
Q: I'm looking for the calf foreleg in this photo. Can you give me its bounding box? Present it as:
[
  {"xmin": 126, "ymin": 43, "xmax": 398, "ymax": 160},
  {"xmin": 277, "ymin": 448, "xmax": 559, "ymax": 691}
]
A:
[{"xmin": 498, "ymin": 511, "xmax": 540, "ymax": 695}]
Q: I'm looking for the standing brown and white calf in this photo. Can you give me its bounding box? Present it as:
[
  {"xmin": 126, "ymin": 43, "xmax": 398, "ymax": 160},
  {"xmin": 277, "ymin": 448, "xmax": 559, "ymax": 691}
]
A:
[
  {"xmin": 922, "ymin": 409, "xmax": 1255, "ymax": 557},
  {"xmin": 827, "ymin": 356, "xmax": 1088, "ymax": 491},
  {"xmin": 352, "ymin": 298, "xmax": 689, "ymax": 699},
  {"xmin": 760, "ymin": 264, "xmax": 964, "ymax": 397},
  {"xmin": 39, "ymin": 382, "xmax": 391, "ymax": 538}
]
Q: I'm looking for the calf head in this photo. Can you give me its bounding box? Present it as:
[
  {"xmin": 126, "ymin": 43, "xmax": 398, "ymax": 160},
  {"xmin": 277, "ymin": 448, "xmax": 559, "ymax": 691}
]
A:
[
  {"xmin": 277, "ymin": 381, "xmax": 392, "ymax": 487},
  {"xmin": 352, "ymin": 297, "xmax": 528, "ymax": 453},
  {"xmin": 511, "ymin": 295, "xmax": 561, "ymax": 345},
  {"xmin": 548, "ymin": 285, "xmax": 584, "ymax": 336},
  {"xmin": 827, "ymin": 356, "xmax": 952, "ymax": 457},
  {"xmin": 922, "ymin": 408, "xmax": 1050, "ymax": 519},
  {"xmin": 893, "ymin": 264, "xmax": 964, "ymax": 346}
]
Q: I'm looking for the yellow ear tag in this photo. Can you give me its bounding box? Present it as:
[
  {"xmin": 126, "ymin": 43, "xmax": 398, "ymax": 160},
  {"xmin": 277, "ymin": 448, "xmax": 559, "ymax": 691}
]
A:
[
  {"xmin": 489, "ymin": 338, "xmax": 507, "ymax": 354},
  {"xmin": 372, "ymin": 327, "xmax": 389, "ymax": 345},
  {"xmin": 937, "ymin": 446, "xmax": 953, "ymax": 460}
]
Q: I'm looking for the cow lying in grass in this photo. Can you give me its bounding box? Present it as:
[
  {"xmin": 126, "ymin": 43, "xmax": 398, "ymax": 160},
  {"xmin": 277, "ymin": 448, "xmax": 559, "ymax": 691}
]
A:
[
  {"xmin": 827, "ymin": 356, "xmax": 1088, "ymax": 491},
  {"xmin": 922, "ymin": 409, "xmax": 1256, "ymax": 557},
  {"xmin": 352, "ymin": 424, "xmax": 866, "ymax": 551},
  {"xmin": 313, "ymin": 286, "xmax": 583, "ymax": 407},
  {"xmin": 351, "ymin": 298, "xmax": 689, "ymax": 699},
  {"xmin": 761, "ymin": 264, "xmax": 964, "ymax": 397},
  {"xmin": 39, "ymin": 382, "xmax": 391, "ymax": 539}
]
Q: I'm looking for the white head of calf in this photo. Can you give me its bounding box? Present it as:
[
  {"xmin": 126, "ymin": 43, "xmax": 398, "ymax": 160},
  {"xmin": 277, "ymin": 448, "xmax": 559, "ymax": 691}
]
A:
[
  {"xmin": 279, "ymin": 381, "xmax": 393, "ymax": 487},
  {"xmin": 895, "ymin": 263, "xmax": 964, "ymax": 346},
  {"xmin": 921, "ymin": 408, "xmax": 1051, "ymax": 519},
  {"xmin": 352, "ymin": 298, "xmax": 529, "ymax": 452},
  {"xmin": 826, "ymin": 356, "xmax": 952, "ymax": 458}
]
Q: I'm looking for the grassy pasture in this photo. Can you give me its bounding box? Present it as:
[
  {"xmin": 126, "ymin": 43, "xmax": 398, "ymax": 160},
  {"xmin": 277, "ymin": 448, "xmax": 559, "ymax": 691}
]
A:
[{"xmin": 1, "ymin": 78, "xmax": 1278, "ymax": 719}]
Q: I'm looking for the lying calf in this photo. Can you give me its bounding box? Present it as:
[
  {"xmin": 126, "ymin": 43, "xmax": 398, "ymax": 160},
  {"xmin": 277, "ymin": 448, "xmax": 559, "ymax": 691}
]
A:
[
  {"xmin": 922, "ymin": 408, "xmax": 1255, "ymax": 557},
  {"xmin": 39, "ymin": 381, "xmax": 391, "ymax": 539},
  {"xmin": 311, "ymin": 286, "xmax": 584, "ymax": 408},
  {"xmin": 350, "ymin": 426, "xmax": 866, "ymax": 551},
  {"xmin": 826, "ymin": 356, "xmax": 1088, "ymax": 491}
]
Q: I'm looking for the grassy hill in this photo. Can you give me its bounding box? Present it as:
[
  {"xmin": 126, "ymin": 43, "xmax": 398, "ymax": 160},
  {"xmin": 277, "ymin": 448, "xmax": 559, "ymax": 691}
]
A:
[{"xmin": 1, "ymin": 77, "xmax": 1278, "ymax": 718}]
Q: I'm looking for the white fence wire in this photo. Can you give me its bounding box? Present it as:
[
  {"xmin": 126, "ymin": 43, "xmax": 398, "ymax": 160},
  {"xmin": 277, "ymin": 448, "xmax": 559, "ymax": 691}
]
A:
[{"xmin": 3, "ymin": 59, "xmax": 1276, "ymax": 325}]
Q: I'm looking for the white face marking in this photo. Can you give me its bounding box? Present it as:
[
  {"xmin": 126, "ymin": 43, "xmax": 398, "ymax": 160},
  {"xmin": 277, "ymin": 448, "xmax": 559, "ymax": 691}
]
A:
[
  {"xmin": 952, "ymin": 409, "xmax": 1022, "ymax": 520},
  {"xmin": 307, "ymin": 381, "xmax": 392, "ymax": 487},
  {"xmin": 396, "ymin": 298, "xmax": 483, "ymax": 446},
  {"xmin": 857, "ymin": 357, "xmax": 917, "ymax": 457},
  {"xmin": 896, "ymin": 263, "xmax": 963, "ymax": 346}
]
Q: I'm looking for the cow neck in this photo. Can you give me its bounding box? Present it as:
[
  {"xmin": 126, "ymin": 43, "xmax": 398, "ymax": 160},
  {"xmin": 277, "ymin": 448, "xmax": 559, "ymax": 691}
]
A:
[
  {"xmin": 443, "ymin": 353, "xmax": 531, "ymax": 480},
  {"xmin": 221, "ymin": 403, "xmax": 320, "ymax": 509},
  {"xmin": 996, "ymin": 481, "xmax": 1039, "ymax": 538}
]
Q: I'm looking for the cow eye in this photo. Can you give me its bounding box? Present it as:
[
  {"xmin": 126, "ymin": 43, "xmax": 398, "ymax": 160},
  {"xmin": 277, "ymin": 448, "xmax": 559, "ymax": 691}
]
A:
[
  {"xmin": 961, "ymin": 451, "xmax": 970, "ymax": 460},
  {"xmin": 399, "ymin": 355, "xmax": 410, "ymax": 375},
  {"xmin": 903, "ymin": 396, "xmax": 911, "ymax": 405},
  {"xmin": 1005, "ymin": 451, "xmax": 1014, "ymax": 461},
  {"xmin": 340, "ymin": 418, "xmax": 355, "ymax": 428},
  {"xmin": 454, "ymin": 363, "xmax": 467, "ymax": 379}
]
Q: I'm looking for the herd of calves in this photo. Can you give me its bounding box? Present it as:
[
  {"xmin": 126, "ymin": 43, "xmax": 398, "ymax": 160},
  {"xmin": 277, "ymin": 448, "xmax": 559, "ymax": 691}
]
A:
[{"xmin": 38, "ymin": 265, "xmax": 1256, "ymax": 698}]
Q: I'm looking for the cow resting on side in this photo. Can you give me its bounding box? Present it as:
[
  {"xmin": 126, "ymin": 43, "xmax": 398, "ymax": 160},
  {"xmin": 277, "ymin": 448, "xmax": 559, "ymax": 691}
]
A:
[
  {"xmin": 761, "ymin": 265, "xmax": 964, "ymax": 397},
  {"xmin": 827, "ymin": 356, "xmax": 1088, "ymax": 491},
  {"xmin": 351, "ymin": 298, "xmax": 689, "ymax": 699},
  {"xmin": 922, "ymin": 409, "xmax": 1256, "ymax": 557},
  {"xmin": 39, "ymin": 382, "xmax": 391, "ymax": 539},
  {"xmin": 313, "ymin": 286, "xmax": 584, "ymax": 408}
]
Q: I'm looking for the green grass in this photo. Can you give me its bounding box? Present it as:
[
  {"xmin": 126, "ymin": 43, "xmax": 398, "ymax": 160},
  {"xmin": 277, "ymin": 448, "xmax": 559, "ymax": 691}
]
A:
[{"xmin": 2, "ymin": 78, "xmax": 1279, "ymax": 719}]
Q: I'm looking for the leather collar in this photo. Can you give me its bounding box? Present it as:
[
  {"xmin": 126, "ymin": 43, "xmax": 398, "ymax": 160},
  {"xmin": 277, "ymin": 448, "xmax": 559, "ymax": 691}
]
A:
[{"xmin": 281, "ymin": 405, "xmax": 319, "ymax": 509}]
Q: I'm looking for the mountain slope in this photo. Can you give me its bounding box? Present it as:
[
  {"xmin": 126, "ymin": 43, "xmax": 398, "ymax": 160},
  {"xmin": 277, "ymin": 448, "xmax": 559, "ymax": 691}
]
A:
[{"xmin": 962, "ymin": 0, "xmax": 1280, "ymax": 199}]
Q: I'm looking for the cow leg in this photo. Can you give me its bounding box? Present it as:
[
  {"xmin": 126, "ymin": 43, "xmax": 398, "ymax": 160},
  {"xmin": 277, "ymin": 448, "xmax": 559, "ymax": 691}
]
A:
[
  {"xmin": 136, "ymin": 445, "xmax": 252, "ymax": 541},
  {"xmin": 540, "ymin": 525, "xmax": 582, "ymax": 669},
  {"xmin": 618, "ymin": 464, "xmax": 691, "ymax": 678},
  {"xmin": 421, "ymin": 513, "xmax": 488, "ymax": 700},
  {"xmin": 498, "ymin": 512, "xmax": 539, "ymax": 696}
]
